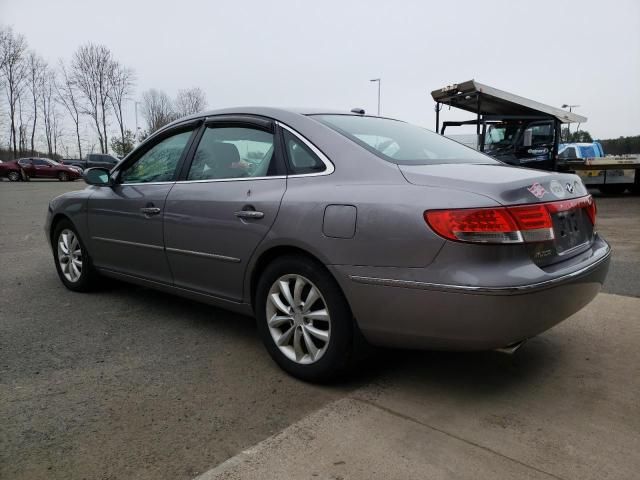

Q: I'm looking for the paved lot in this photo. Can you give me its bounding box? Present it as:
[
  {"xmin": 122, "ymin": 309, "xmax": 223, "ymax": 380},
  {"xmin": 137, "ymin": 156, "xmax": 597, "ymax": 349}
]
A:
[{"xmin": 1, "ymin": 180, "xmax": 639, "ymax": 479}]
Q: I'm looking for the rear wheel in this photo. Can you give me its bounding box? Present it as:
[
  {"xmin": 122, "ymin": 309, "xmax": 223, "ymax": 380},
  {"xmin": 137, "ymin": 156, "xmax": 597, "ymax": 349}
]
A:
[
  {"xmin": 58, "ymin": 171, "xmax": 69, "ymax": 181},
  {"xmin": 52, "ymin": 220, "xmax": 97, "ymax": 292},
  {"xmin": 255, "ymin": 255, "xmax": 353, "ymax": 382},
  {"xmin": 7, "ymin": 170, "xmax": 20, "ymax": 182}
]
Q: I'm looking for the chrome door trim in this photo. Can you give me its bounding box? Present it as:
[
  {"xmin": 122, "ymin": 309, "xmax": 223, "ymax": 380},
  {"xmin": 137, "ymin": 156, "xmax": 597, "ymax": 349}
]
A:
[
  {"xmin": 111, "ymin": 180, "xmax": 176, "ymax": 186},
  {"xmin": 276, "ymin": 121, "xmax": 335, "ymax": 177},
  {"xmin": 167, "ymin": 122, "xmax": 334, "ymax": 185},
  {"xmin": 349, "ymin": 247, "xmax": 611, "ymax": 296},
  {"xmin": 92, "ymin": 236, "xmax": 164, "ymax": 251},
  {"xmin": 165, "ymin": 247, "xmax": 241, "ymax": 263},
  {"xmin": 173, "ymin": 175, "xmax": 287, "ymax": 184}
]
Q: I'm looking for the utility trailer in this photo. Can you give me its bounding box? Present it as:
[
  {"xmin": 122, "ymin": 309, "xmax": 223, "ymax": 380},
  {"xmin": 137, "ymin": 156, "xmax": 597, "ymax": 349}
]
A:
[{"xmin": 431, "ymin": 80, "xmax": 640, "ymax": 193}]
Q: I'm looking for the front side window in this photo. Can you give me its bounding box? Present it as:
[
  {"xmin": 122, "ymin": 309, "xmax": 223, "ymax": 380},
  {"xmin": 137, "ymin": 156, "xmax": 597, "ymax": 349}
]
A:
[
  {"xmin": 524, "ymin": 123, "xmax": 554, "ymax": 146},
  {"xmin": 313, "ymin": 115, "xmax": 496, "ymax": 165},
  {"xmin": 120, "ymin": 130, "xmax": 193, "ymax": 184},
  {"xmin": 485, "ymin": 123, "xmax": 521, "ymax": 147},
  {"xmin": 282, "ymin": 130, "xmax": 325, "ymax": 174},
  {"xmin": 187, "ymin": 126, "xmax": 276, "ymax": 180}
]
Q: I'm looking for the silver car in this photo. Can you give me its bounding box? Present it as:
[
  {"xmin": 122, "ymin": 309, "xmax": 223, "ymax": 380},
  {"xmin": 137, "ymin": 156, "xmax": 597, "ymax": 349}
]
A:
[{"xmin": 46, "ymin": 108, "xmax": 611, "ymax": 381}]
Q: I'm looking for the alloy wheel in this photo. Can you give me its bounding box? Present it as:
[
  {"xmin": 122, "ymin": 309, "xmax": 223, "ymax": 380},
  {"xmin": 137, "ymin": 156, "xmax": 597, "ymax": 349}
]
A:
[
  {"xmin": 57, "ymin": 229, "xmax": 83, "ymax": 282},
  {"xmin": 8, "ymin": 171, "xmax": 20, "ymax": 181},
  {"xmin": 266, "ymin": 274, "xmax": 331, "ymax": 364}
]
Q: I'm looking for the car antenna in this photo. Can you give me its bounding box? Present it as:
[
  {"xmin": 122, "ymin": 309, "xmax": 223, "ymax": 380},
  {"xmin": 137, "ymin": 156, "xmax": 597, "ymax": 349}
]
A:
[{"xmin": 350, "ymin": 108, "xmax": 365, "ymax": 115}]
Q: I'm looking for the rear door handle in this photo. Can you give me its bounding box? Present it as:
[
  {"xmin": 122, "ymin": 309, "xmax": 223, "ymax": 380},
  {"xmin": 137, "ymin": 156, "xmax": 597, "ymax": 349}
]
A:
[
  {"xmin": 140, "ymin": 207, "xmax": 161, "ymax": 216},
  {"xmin": 235, "ymin": 210, "xmax": 264, "ymax": 219}
]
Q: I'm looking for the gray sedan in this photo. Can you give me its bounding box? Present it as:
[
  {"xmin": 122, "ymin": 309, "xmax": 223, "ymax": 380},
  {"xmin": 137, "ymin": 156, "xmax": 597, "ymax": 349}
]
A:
[{"xmin": 45, "ymin": 108, "xmax": 611, "ymax": 381}]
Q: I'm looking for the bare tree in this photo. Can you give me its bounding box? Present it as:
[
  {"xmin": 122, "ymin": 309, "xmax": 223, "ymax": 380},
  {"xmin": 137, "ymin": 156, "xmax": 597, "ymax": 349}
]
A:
[
  {"xmin": 52, "ymin": 109, "xmax": 63, "ymax": 157},
  {"xmin": 0, "ymin": 27, "xmax": 28, "ymax": 158},
  {"xmin": 0, "ymin": 27, "xmax": 10, "ymax": 72},
  {"xmin": 71, "ymin": 43, "xmax": 114, "ymax": 154},
  {"xmin": 108, "ymin": 62, "xmax": 135, "ymax": 153},
  {"xmin": 140, "ymin": 88, "xmax": 174, "ymax": 133},
  {"xmin": 56, "ymin": 60, "xmax": 84, "ymax": 160},
  {"xmin": 174, "ymin": 87, "xmax": 207, "ymax": 118},
  {"xmin": 26, "ymin": 52, "xmax": 45, "ymax": 154},
  {"xmin": 18, "ymin": 93, "xmax": 27, "ymax": 153},
  {"xmin": 40, "ymin": 67, "xmax": 56, "ymax": 157}
]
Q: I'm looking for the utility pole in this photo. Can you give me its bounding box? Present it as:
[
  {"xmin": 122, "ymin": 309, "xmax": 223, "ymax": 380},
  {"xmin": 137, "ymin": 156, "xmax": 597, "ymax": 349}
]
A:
[{"xmin": 370, "ymin": 78, "xmax": 381, "ymax": 116}]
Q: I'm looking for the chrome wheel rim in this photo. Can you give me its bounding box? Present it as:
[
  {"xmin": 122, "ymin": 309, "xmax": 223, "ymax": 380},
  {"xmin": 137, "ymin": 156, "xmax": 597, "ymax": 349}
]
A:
[
  {"xmin": 57, "ymin": 229, "xmax": 83, "ymax": 283},
  {"xmin": 266, "ymin": 274, "xmax": 331, "ymax": 365}
]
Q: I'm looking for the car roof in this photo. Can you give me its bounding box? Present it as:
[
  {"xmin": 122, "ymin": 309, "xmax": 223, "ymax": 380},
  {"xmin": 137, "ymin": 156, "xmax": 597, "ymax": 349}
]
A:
[{"xmin": 160, "ymin": 106, "xmax": 370, "ymax": 131}]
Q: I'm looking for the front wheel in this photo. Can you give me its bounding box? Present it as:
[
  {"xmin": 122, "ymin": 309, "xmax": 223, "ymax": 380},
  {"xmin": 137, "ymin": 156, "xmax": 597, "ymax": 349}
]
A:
[
  {"xmin": 52, "ymin": 220, "xmax": 97, "ymax": 292},
  {"xmin": 255, "ymin": 255, "xmax": 354, "ymax": 382},
  {"xmin": 58, "ymin": 171, "xmax": 69, "ymax": 181}
]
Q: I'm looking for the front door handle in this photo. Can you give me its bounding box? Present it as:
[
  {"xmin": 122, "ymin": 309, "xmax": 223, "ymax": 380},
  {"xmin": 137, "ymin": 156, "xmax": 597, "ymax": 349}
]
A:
[{"xmin": 140, "ymin": 207, "xmax": 161, "ymax": 216}]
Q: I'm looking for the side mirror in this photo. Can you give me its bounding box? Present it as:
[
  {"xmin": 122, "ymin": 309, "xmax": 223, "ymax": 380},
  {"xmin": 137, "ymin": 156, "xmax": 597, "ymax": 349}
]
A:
[{"xmin": 83, "ymin": 167, "xmax": 112, "ymax": 186}]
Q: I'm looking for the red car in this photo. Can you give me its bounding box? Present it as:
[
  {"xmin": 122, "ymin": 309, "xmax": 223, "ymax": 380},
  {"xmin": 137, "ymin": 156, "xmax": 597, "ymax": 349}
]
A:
[{"xmin": 17, "ymin": 157, "xmax": 82, "ymax": 181}]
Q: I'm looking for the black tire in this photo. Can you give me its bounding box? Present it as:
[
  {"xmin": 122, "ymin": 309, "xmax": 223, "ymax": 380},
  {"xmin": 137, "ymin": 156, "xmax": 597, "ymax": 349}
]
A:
[
  {"xmin": 7, "ymin": 170, "xmax": 21, "ymax": 182},
  {"xmin": 58, "ymin": 171, "xmax": 69, "ymax": 181},
  {"xmin": 598, "ymin": 184, "xmax": 627, "ymax": 195},
  {"xmin": 52, "ymin": 219, "xmax": 98, "ymax": 292},
  {"xmin": 255, "ymin": 255, "xmax": 354, "ymax": 382}
]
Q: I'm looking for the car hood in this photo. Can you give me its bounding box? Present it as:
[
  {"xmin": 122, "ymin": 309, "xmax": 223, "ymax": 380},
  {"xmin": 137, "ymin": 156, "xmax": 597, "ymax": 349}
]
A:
[{"xmin": 398, "ymin": 163, "xmax": 588, "ymax": 205}]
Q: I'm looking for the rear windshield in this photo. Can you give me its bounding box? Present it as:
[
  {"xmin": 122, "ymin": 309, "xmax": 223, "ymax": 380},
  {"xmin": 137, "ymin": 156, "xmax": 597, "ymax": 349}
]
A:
[{"xmin": 312, "ymin": 114, "xmax": 497, "ymax": 165}]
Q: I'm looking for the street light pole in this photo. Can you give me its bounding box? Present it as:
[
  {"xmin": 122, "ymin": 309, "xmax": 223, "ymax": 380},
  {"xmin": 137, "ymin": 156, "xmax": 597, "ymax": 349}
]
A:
[
  {"xmin": 370, "ymin": 78, "xmax": 381, "ymax": 116},
  {"xmin": 561, "ymin": 104, "xmax": 580, "ymax": 140},
  {"xmin": 135, "ymin": 101, "xmax": 140, "ymax": 138}
]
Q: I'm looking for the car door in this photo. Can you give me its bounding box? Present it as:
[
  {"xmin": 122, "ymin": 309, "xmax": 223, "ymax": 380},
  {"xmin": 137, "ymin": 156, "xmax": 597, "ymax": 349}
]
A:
[
  {"xmin": 164, "ymin": 116, "xmax": 287, "ymax": 301},
  {"xmin": 31, "ymin": 159, "xmax": 53, "ymax": 178},
  {"xmin": 87, "ymin": 122, "xmax": 199, "ymax": 283}
]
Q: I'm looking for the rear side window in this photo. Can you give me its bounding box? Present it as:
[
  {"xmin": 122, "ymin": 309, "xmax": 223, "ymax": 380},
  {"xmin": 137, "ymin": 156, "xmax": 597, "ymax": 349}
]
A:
[
  {"xmin": 187, "ymin": 126, "xmax": 276, "ymax": 180},
  {"xmin": 312, "ymin": 114, "xmax": 496, "ymax": 165},
  {"xmin": 282, "ymin": 130, "xmax": 325, "ymax": 174},
  {"xmin": 559, "ymin": 147, "xmax": 577, "ymax": 159}
]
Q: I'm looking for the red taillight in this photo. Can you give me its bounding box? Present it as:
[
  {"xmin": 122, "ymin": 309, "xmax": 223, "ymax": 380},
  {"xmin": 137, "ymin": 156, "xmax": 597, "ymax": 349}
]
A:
[
  {"xmin": 425, "ymin": 208, "xmax": 521, "ymax": 243},
  {"xmin": 424, "ymin": 195, "xmax": 594, "ymax": 244}
]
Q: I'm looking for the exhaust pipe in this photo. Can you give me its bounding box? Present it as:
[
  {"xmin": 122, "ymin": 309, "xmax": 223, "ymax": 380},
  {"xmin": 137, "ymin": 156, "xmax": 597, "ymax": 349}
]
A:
[{"xmin": 494, "ymin": 340, "xmax": 526, "ymax": 355}]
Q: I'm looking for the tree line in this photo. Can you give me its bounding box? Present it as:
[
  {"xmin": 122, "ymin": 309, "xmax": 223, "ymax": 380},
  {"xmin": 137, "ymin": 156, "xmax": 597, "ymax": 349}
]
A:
[
  {"xmin": 598, "ymin": 136, "xmax": 640, "ymax": 156},
  {"xmin": 563, "ymin": 129, "xmax": 640, "ymax": 156},
  {"xmin": 0, "ymin": 26, "xmax": 207, "ymax": 161}
]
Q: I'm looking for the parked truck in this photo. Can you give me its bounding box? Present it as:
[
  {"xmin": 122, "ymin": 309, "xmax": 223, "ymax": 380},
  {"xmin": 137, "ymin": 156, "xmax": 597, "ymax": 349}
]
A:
[
  {"xmin": 431, "ymin": 80, "xmax": 640, "ymax": 193},
  {"xmin": 63, "ymin": 153, "xmax": 120, "ymax": 172}
]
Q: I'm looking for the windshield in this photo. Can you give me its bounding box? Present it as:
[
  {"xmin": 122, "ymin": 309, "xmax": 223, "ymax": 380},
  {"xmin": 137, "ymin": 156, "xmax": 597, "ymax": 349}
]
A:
[
  {"xmin": 312, "ymin": 115, "xmax": 497, "ymax": 165},
  {"xmin": 485, "ymin": 123, "xmax": 521, "ymax": 148}
]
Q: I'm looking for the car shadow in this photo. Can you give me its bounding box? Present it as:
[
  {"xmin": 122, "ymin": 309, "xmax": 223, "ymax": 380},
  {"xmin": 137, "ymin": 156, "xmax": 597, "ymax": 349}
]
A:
[{"xmin": 97, "ymin": 278, "xmax": 561, "ymax": 396}]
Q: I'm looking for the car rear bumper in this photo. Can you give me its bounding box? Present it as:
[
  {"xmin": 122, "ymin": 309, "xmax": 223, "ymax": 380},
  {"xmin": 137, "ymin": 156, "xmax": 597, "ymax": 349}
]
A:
[{"xmin": 330, "ymin": 235, "xmax": 611, "ymax": 350}]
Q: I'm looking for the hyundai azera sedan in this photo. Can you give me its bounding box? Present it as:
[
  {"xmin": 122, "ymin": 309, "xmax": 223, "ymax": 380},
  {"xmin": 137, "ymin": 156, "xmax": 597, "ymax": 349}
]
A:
[{"xmin": 46, "ymin": 108, "xmax": 611, "ymax": 380}]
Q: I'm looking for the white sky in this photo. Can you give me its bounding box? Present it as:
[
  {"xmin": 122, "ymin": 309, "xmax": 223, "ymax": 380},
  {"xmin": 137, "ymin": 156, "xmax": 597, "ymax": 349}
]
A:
[{"xmin": 2, "ymin": 0, "xmax": 639, "ymax": 140}]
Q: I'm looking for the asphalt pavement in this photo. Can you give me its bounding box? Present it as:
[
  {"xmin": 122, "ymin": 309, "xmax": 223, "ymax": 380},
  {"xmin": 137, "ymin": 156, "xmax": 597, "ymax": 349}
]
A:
[{"xmin": 1, "ymin": 180, "xmax": 638, "ymax": 479}]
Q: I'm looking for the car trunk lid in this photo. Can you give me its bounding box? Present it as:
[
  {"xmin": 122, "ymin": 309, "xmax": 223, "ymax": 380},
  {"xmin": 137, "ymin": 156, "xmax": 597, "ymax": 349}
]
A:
[{"xmin": 403, "ymin": 163, "xmax": 595, "ymax": 266}]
